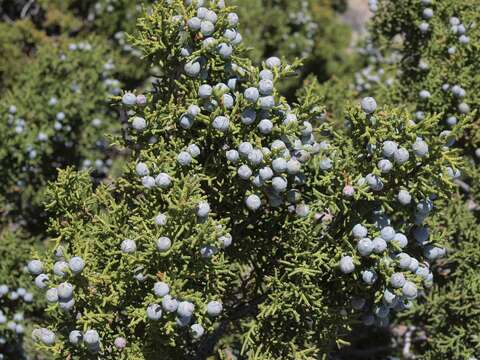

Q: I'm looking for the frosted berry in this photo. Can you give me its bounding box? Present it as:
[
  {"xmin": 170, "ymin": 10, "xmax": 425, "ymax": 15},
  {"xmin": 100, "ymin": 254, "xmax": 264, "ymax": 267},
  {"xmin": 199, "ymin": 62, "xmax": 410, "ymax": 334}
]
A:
[
  {"xmin": 162, "ymin": 295, "xmax": 179, "ymax": 312},
  {"xmin": 197, "ymin": 201, "xmax": 211, "ymax": 218},
  {"xmin": 69, "ymin": 330, "xmax": 82, "ymax": 345},
  {"xmin": 380, "ymin": 226, "xmax": 395, "ymax": 241},
  {"xmin": 352, "ymin": 224, "xmax": 368, "ymax": 238},
  {"xmin": 361, "ymin": 269, "xmax": 378, "ymax": 285},
  {"xmin": 206, "ymin": 301, "xmax": 223, "ymax": 316},
  {"xmin": 177, "ymin": 301, "xmax": 195, "ymax": 318},
  {"xmin": 212, "ymin": 116, "xmax": 230, "ymax": 132},
  {"xmin": 265, "ymin": 57, "xmax": 281, "ymax": 68},
  {"xmin": 377, "ymin": 159, "xmax": 393, "ymax": 173},
  {"xmin": 35, "ymin": 274, "xmax": 49, "ymax": 289},
  {"xmin": 177, "ymin": 151, "xmax": 193, "ymax": 166},
  {"xmin": 258, "ymin": 119, "xmax": 273, "ymax": 134},
  {"xmin": 156, "ymin": 237, "xmax": 172, "ymax": 252},
  {"xmin": 122, "ymin": 92, "xmax": 136, "ymax": 106},
  {"xmin": 244, "ymin": 87, "xmax": 259, "ymax": 103},
  {"xmin": 69, "ymin": 257, "xmax": 85, "ymax": 274},
  {"xmin": 114, "ymin": 337, "xmax": 127, "ymax": 349},
  {"xmin": 154, "ymin": 282, "xmax": 170, "ymax": 297},
  {"xmin": 339, "ymin": 256, "xmax": 355, "ymax": 274},
  {"xmin": 397, "ymin": 190, "xmax": 412, "ymax": 205},
  {"xmin": 46, "ymin": 288, "xmax": 59, "ymax": 303},
  {"xmin": 120, "ymin": 239, "xmax": 137, "ymax": 254},
  {"xmin": 245, "ymin": 194, "xmax": 261, "ymax": 211},
  {"xmin": 136, "ymin": 163, "xmax": 149, "ymax": 177},
  {"xmin": 390, "ymin": 272, "xmax": 406, "ymax": 288},
  {"xmin": 361, "ymin": 97, "xmax": 377, "ymax": 114},
  {"xmin": 226, "ymin": 149, "xmax": 239, "ymax": 162},
  {"xmin": 191, "ymin": 324, "xmax": 205, "ymax": 339},
  {"xmin": 357, "ymin": 238, "xmax": 374, "ymax": 256},
  {"xmin": 402, "ymin": 281, "xmax": 418, "ymax": 299},
  {"xmin": 27, "ymin": 260, "xmax": 43, "ymax": 275},
  {"xmin": 132, "ymin": 116, "xmax": 146, "ymax": 131},
  {"xmin": 146, "ymin": 304, "xmax": 162, "ymax": 320},
  {"xmin": 393, "ymin": 147, "xmax": 409, "ymax": 164},
  {"xmin": 392, "ymin": 233, "xmax": 408, "ymax": 247}
]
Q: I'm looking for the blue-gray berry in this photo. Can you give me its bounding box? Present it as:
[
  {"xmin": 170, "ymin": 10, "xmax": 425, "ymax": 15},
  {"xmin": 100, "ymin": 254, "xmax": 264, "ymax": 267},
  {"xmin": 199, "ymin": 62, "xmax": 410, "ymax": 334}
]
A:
[
  {"xmin": 258, "ymin": 119, "xmax": 273, "ymax": 134},
  {"xmin": 390, "ymin": 272, "xmax": 406, "ymax": 288},
  {"xmin": 212, "ymin": 116, "xmax": 230, "ymax": 132},
  {"xmin": 191, "ymin": 324, "xmax": 205, "ymax": 339},
  {"xmin": 397, "ymin": 190, "xmax": 412, "ymax": 205},
  {"xmin": 357, "ymin": 238, "xmax": 374, "ymax": 256},
  {"xmin": 339, "ymin": 256, "xmax": 355, "ymax": 274},
  {"xmin": 361, "ymin": 269, "xmax": 377, "ymax": 285},
  {"xmin": 248, "ymin": 149, "xmax": 264, "ymax": 166},
  {"xmin": 154, "ymin": 282, "xmax": 170, "ymax": 297},
  {"xmin": 238, "ymin": 142, "xmax": 253, "ymax": 157},
  {"xmin": 217, "ymin": 43, "xmax": 233, "ymax": 58},
  {"xmin": 27, "ymin": 260, "xmax": 43, "ymax": 275},
  {"xmin": 114, "ymin": 337, "xmax": 127, "ymax": 349},
  {"xmin": 177, "ymin": 301, "xmax": 195, "ymax": 318},
  {"xmin": 177, "ymin": 151, "xmax": 193, "ymax": 166},
  {"xmin": 46, "ymin": 288, "xmax": 59, "ymax": 303},
  {"xmin": 200, "ymin": 20, "xmax": 215, "ymax": 36},
  {"xmin": 361, "ymin": 97, "xmax": 377, "ymax": 114},
  {"xmin": 155, "ymin": 173, "xmax": 172, "ymax": 188},
  {"xmin": 184, "ymin": 61, "xmax": 201, "ymax": 77},
  {"xmin": 146, "ymin": 304, "xmax": 162, "ymax": 320},
  {"xmin": 382, "ymin": 141, "xmax": 398, "ymax": 157},
  {"xmin": 179, "ymin": 114, "xmax": 194, "ymax": 129},
  {"xmin": 240, "ymin": 108, "xmax": 256, "ymax": 125},
  {"xmin": 258, "ymin": 96, "xmax": 275, "ymax": 110},
  {"xmin": 352, "ymin": 224, "xmax": 368, "ymax": 238},
  {"xmin": 245, "ymin": 194, "xmax": 261, "ymax": 211},
  {"xmin": 238, "ymin": 165, "xmax": 252, "ymax": 179},
  {"xmin": 132, "ymin": 116, "xmax": 146, "ymax": 131},
  {"xmin": 272, "ymin": 158, "xmax": 287, "ymax": 173},
  {"xmin": 69, "ymin": 330, "xmax": 82, "ymax": 345},
  {"xmin": 380, "ymin": 226, "xmax": 395, "ymax": 241},
  {"xmin": 122, "ymin": 92, "xmax": 136, "ymax": 106},
  {"xmin": 372, "ymin": 237, "xmax": 387, "ymax": 253},
  {"xmin": 156, "ymin": 237, "xmax": 171, "ymax": 252},
  {"xmin": 162, "ymin": 295, "xmax": 178, "ymax": 312},
  {"xmin": 69, "ymin": 257, "xmax": 85, "ymax": 275},
  {"xmin": 244, "ymin": 87, "xmax": 259, "ymax": 103},
  {"xmin": 206, "ymin": 301, "xmax": 222, "ymax": 316},
  {"xmin": 271, "ymin": 177, "xmax": 287, "ymax": 193},
  {"xmin": 393, "ymin": 147, "xmax": 409, "ymax": 164},
  {"xmin": 120, "ymin": 239, "xmax": 136, "ymax": 254},
  {"xmin": 135, "ymin": 163, "xmax": 149, "ymax": 177},
  {"xmin": 402, "ymin": 281, "xmax": 418, "ymax": 299},
  {"xmin": 57, "ymin": 282, "xmax": 74, "ymax": 300},
  {"xmin": 377, "ymin": 159, "xmax": 393, "ymax": 173},
  {"xmin": 392, "ymin": 233, "xmax": 408, "ymax": 247},
  {"xmin": 226, "ymin": 149, "xmax": 239, "ymax": 162},
  {"xmin": 34, "ymin": 274, "xmax": 49, "ymax": 289},
  {"xmin": 197, "ymin": 201, "xmax": 210, "ymax": 218},
  {"xmin": 265, "ymin": 57, "xmax": 281, "ymax": 68}
]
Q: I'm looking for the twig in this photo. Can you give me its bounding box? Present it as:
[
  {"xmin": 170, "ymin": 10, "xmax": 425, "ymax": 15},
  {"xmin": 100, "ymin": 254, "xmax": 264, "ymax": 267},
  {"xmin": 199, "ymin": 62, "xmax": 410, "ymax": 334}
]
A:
[
  {"xmin": 20, "ymin": 0, "xmax": 35, "ymax": 18},
  {"xmin": 454, "ymin": 179, "xmax": 470, "ymax": 193},
  {"xmin": 402, "ymin": 326, "xmax": 415, "ymax": 359},
  {"xmin": 194, "ymin": 295, "xmax": 267, "ymax": 359}
]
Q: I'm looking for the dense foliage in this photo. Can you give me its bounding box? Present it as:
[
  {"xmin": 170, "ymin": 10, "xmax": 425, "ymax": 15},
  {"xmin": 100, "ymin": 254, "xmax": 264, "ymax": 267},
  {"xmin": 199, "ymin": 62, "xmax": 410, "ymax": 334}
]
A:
[{"xmin": 0, "ymin": 0, "xmax": 479, "ymax": 359}]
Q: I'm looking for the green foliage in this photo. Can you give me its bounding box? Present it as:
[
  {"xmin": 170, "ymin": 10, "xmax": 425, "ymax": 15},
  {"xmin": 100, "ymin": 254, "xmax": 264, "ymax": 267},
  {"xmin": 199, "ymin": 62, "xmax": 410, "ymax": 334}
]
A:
[
  {"xmin": 22, "ymin": 2, "xmax": 462, "ymax": 359},
  {"xmin": 351, "ymin": 1, "xmax": 480, "ymax": 358},
  {"xmin": 233, "ymin": 0, "xmax": 355, "ymax": 97},
  {"xmin": 397, "ymin": 191, "xmax": 480, "ymax": 359},
  {"xmin": 0, "ymin": 37, "xmax": 120, "ymax": 229},
  {"xmin": 0, "ymin": 227, "xmax": 44, "ymax": 359}
]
